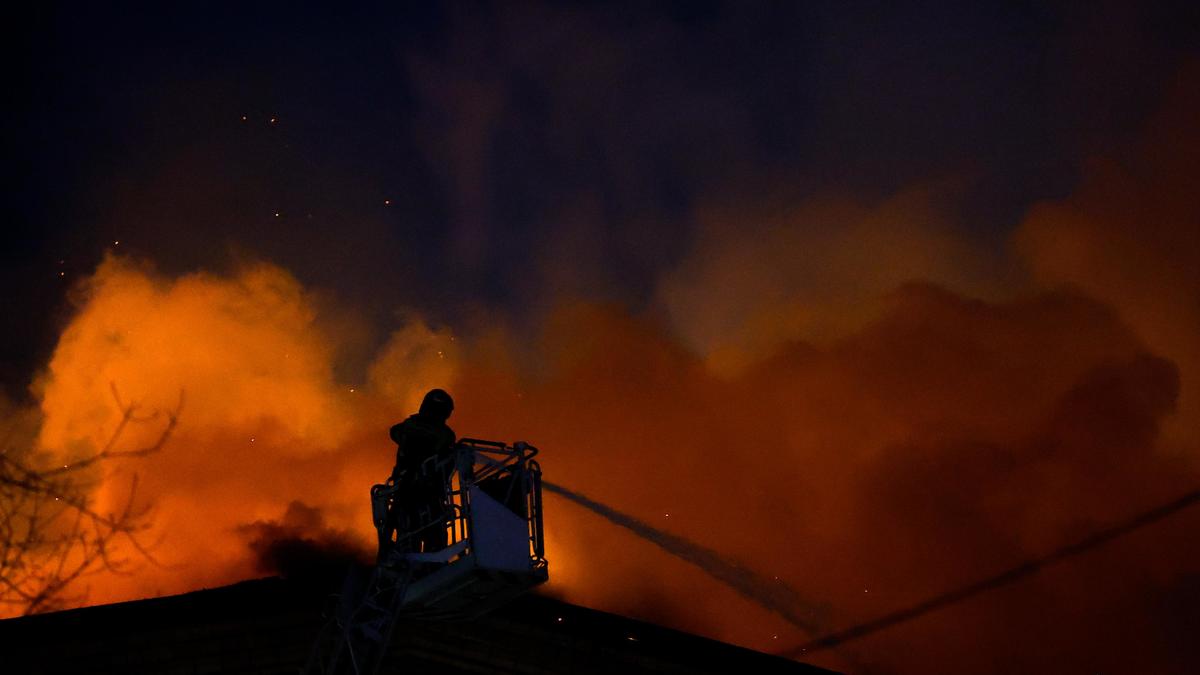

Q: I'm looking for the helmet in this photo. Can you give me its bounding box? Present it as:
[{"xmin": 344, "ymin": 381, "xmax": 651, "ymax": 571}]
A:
[{"xmin": 418, "ymin": 388, "xmax": 454, "ymax": 421}]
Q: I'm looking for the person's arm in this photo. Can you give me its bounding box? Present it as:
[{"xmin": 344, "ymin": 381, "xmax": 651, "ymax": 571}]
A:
[{"xmin": 389, "ymin": 422, "xmax": 408, "ymax": 482}]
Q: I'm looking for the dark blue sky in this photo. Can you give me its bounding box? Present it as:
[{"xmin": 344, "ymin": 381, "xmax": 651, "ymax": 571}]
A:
[{"xmin": 4, "ymin": 0, "xmax": 1197, "ymax": 397}]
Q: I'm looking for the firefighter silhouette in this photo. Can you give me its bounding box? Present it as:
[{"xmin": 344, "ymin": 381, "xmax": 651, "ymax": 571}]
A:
[{"xmin": 385, "ymin": 389, "xmax": 457, "ymax": 556}]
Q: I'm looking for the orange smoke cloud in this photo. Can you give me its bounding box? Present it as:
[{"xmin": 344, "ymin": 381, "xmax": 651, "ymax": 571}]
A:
[
  {"xmin": 1015, "ymin": 62, "xmax": 1200, "ymax": 450},
  {"xmin": 37, "ymin": 256, "xmax": 351, "ymax": 454},
  {"xmin": 657, "ymin": 181, "xmax": 1010, "ymax": 375},
  {"xmin": 26, "ymin": 256, "xmax": 455, "ymax": 605},
  {"xmin": 452, "ymin": 288, "xmax": 1195, "ymax": 674}
]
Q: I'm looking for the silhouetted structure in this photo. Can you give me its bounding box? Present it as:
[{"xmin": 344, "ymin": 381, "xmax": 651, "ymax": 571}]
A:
[{"xmin": 0, "ymin": 576, "xmax": 841, "ymax": 674}]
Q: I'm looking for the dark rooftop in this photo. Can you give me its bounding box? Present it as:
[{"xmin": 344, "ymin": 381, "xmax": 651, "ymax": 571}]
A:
[{"xmin": 0, "ymin": 576, "xmax": 839, "ymax": 674}]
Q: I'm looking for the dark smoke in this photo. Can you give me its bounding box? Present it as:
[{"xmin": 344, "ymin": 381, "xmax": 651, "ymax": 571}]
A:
[
  {"xmin": 238, "ymin": 501, "xmax": 371, "ymax": 582},
  {"xmin": 543, "ymin": 480, "xmax": 830, "ymax": 636}
]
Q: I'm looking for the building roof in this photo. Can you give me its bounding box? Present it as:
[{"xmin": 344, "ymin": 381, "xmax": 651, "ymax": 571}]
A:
[{"xmin": 0, "ymin": 575, "xmax": 838, "ymax": 674}]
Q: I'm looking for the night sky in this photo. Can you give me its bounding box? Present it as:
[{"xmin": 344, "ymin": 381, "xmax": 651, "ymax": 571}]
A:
[
  {"xmin": 5, "ymin": 3, "xmax": 1200, "ymax": 673},
  {"xmin": 8, "ymin": 1, "xmax": 1195, "ymax": 392}
]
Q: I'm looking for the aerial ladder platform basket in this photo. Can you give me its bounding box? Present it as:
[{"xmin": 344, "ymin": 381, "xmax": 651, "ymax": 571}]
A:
[
  {"xmin": 306, "ymin": 439, "xmax": 547, "ymax": 675},
  {"xmin": 373, "ymin": 438, "xmax": 548, "ymax": 616}
]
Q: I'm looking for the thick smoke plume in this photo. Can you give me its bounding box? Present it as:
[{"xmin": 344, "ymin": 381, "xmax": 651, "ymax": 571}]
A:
[
  {"xmin": 238, "ymin": 501, "xmax": 371, "ymax": 582},
  {"xmin": 21, "ymin": 256, "xmax": 457, "ymax": 607}
]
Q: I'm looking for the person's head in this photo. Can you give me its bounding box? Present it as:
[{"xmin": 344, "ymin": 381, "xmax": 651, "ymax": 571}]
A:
[{"xmin": 418, "ymin": 388, "xmax": 454, "ymax": 421}]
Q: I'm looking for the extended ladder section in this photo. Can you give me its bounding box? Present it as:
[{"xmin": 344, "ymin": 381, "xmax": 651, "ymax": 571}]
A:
[{"xmin": 305, "ymin": 439, "xmax": 548, "ymax": 675}]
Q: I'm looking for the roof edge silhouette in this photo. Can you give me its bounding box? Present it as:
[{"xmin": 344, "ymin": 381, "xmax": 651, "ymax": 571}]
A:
[{"xmin": 1, "ymin": 575, "xmax": 840, "ymax": 674}]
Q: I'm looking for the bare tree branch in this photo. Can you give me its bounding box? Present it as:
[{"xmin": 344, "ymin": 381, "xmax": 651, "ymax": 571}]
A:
[{"xmin": 0, "ymin": 385, "xmax": 183, "ymax": 615}]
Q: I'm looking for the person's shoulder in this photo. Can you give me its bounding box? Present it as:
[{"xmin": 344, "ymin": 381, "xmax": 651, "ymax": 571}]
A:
[{"xmin": 389, "ymin": 419, "xmax": 414, "ymax": 443}]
